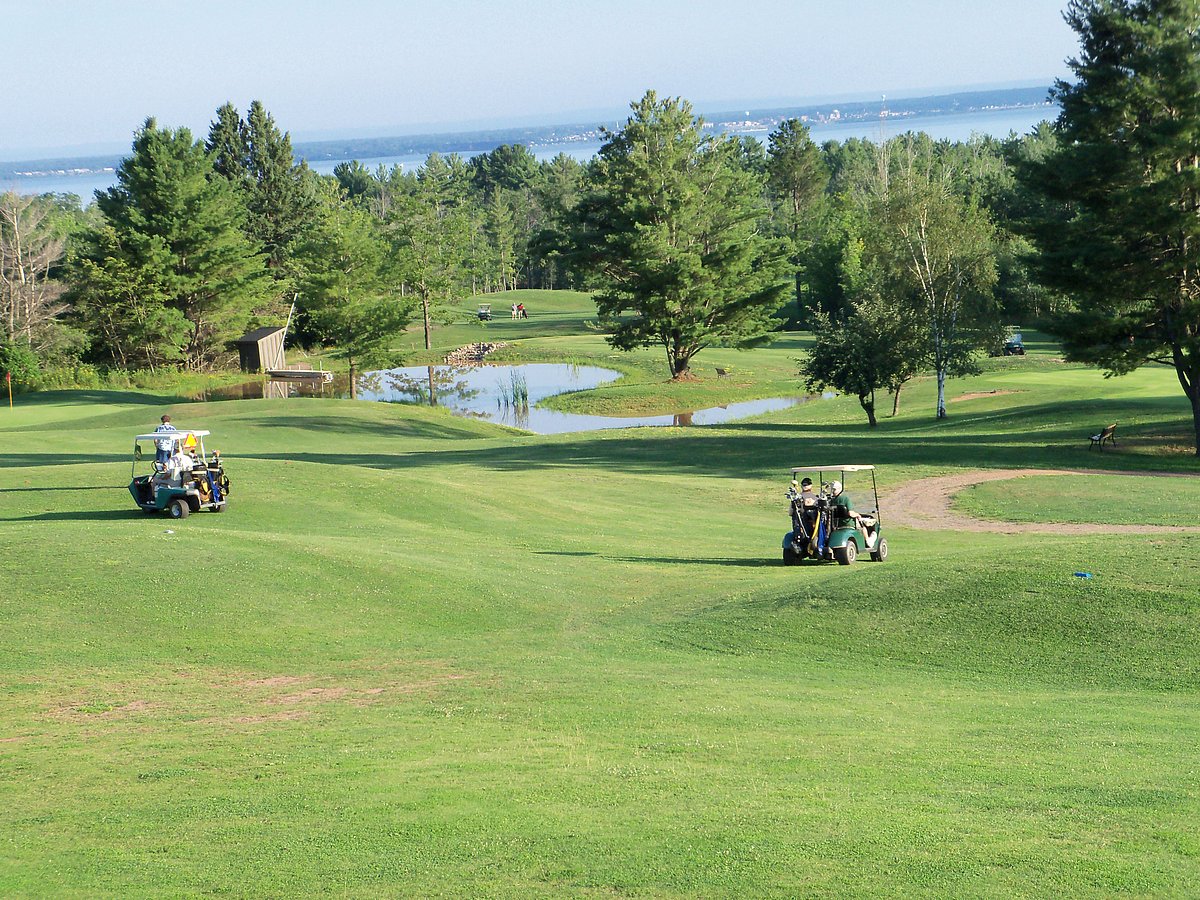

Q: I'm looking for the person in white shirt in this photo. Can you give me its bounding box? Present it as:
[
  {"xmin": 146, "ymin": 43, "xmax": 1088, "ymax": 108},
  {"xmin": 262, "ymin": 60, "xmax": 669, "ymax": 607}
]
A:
[
  {"xmin": 154, "ymin": 415, "xmax": 178, "ymax": 464},
  {"xmin": 154, "ymin": 445, "xmax": 194, "ymax": 498}
]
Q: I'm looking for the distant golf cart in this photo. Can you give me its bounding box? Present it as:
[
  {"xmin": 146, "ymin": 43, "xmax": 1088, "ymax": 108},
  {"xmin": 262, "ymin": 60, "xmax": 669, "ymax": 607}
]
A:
[
  {"xmin": 783, "ymin": 465, "xmax": 887, "ymax": 565},
  {"xmin": 477, "ymin": 303, "xmax": 493, "ymax": 321},
  {"xmin": 129, "ymin": 429, "xmax": 230, "ymax": 519},
  {"xmin": 1003, "ymin": 332, "xmax": 1026, "ymax": 356}
]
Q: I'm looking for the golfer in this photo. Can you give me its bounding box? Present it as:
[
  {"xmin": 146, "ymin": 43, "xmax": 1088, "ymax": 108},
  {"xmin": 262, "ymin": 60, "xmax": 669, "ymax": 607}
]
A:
[
  {"xmin": 154, "ymin": 415, "xmax": 178, "ymax": 464},
  {"xmin": 830, "ymin": 480, "xmax": 869, "ymax": 537},
  {"xmin": 797, "ymin": 477, "xmax": 817, "ymax": 507}
]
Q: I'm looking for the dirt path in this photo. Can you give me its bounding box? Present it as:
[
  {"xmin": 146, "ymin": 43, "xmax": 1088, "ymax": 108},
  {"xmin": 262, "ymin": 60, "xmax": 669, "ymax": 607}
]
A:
[{"xmin": 883, "ymin": 468, "xmax": 1200, "ymax": 534}]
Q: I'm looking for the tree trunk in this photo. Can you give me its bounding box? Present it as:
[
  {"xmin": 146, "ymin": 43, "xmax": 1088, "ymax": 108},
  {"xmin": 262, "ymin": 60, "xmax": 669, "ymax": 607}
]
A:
[
  {"xmin": 1179, "ymin": 364, "xmax": 1200, "ymax": 458},
  {"xmin": 860, "ymin": 392, "xmax": 878, "ymax": 427},
  {"xmin": 1191, "ymin": 392, "xmax": 1200, "ymax": 459},
  {"xmin": 422, "ymin": 294, "xmax": 432, "ymax": 351},
  {"xmin": 671, "ymin": 355, "xmax": 693, "ymax": 380},
  {"xmin": 891, "ymin": 383, "xmax": 903, "ymax": 417},
  {"xmin": 936, "ymin": 368, "xmax": 947, "ymax": 418},
  {"xmin": 349, "ymin": 359, "xmax": 358, "ymax": 400}
]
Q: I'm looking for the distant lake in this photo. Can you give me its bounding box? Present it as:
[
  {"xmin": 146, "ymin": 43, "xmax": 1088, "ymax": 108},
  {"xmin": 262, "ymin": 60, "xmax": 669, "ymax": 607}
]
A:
[{"xmin": 3, "ymin": 104, "xmax": 1057, "ymax": 200}]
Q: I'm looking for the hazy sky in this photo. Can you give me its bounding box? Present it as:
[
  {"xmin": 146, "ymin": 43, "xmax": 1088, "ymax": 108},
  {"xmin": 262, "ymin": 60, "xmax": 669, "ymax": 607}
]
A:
[{"xmin": 2, "ymin": 0, "xmax": 1077, "ymax": 160}]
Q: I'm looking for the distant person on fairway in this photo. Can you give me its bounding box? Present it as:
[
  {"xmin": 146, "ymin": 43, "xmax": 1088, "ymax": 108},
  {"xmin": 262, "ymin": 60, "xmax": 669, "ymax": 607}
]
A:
[
  {"xmin": 511, "ymin": 303, "xmax": 518, "ymax": 319},
  {"xmin": 517, "ymin": 303, "xmax": 528, "ymax": 319},
  {"xmin": 154, "ymin": 415, "xmax": 178, "ymax": 464}
]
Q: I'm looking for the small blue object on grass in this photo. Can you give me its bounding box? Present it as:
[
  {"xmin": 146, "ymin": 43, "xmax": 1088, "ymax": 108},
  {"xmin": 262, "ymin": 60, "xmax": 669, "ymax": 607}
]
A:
[{"xmin": 1074, "ymin": 572, "xmax": 1093, "ymax": 579}]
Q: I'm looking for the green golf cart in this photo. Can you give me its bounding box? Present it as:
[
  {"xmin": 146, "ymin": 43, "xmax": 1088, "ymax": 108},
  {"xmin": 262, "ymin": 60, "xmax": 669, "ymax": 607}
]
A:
[
  {"xmin": 783, "ymin": 464, "xmax": 887, "ymax": 565},
  {"xmin": 128, "ymin": 429, "xmax": 230, "ymax": 519}
]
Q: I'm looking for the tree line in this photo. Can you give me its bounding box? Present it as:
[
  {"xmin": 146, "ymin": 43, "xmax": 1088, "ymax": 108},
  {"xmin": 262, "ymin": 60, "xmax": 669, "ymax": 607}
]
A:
[
  {"xmin": 0, "ymin": 98, "xmax": 1052, "ymax": 386},
  {"xmin": 5, "ymin": 0, "xmax": 1200, "ymax": 451}
]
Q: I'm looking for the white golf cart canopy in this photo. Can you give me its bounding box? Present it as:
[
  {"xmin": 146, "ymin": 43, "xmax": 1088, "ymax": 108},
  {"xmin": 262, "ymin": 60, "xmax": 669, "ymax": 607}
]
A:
[
  {"xmin": 791, "ymin": 465, "xmax": 875, "ymax": 474},
  {"xmin": 135, "ymin": 429, "xmax": 210, "ymax": 443},
  {"xmin": 135, "ymin": 430, "xmax": 212, "ymax": 463}
]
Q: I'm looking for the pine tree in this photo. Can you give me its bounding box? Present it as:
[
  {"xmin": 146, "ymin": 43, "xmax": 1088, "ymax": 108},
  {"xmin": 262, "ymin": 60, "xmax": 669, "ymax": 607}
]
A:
[
  {"xmin": 78, "ymin": 118, "xmax": 271, "ymax": 369},
  {"xmin": 393, "ymin": 164, "xmax": 470, "ymax": 349},
  {"xmin": 1019, "ymin": 0, "xmax": 1200, "ymax": 454},
  {"xmin": 206, "ymin": 102, "xmax": 251, "ymax": 191},
  {"xmin": 293, "ymin": 182, "xmax": 412, "ymax": 398},
  {"xmin": 767, "ymin": 119, "xmax": 829, "ymax": 308},
  {"xmin": 244, "ymin": 101, "xmax": 317, "ymax": 270},
  {"xmin": 567, "ymin": 91, "xmax": 790, "ymax": 379}
]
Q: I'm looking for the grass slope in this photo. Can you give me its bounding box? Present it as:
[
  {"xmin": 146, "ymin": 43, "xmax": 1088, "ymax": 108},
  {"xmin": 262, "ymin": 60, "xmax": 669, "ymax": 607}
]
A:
[{"xmin": 2, "ymin": 337, "xmax": 1199, "ymax": 896}]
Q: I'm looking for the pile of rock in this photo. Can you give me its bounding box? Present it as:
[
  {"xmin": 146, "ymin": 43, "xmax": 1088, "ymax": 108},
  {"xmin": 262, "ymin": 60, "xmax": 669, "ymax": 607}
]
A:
[{"xmin": 444, "ymin": 342, "xmax": 506, "ymax": 365}]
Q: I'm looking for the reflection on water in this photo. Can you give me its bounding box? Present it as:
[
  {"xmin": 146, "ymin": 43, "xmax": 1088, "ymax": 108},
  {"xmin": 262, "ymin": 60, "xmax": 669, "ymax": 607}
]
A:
[
  {"xmin": 198, "ymin": 363, "xmax": 814, "ymax": 433},
  {"xmin": 361, "ymin": 364, "xmax": 809, "ymax": 434},
  {"xmin": 195, "ymin": 378, "xmax": 336, "ymax": 401}
]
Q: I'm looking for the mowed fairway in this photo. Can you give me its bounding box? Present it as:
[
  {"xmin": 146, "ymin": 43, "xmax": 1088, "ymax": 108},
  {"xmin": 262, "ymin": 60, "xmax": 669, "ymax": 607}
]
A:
[{"xmin": 3, "ymin": 351, "xmax": 1200, "ymax": 896}]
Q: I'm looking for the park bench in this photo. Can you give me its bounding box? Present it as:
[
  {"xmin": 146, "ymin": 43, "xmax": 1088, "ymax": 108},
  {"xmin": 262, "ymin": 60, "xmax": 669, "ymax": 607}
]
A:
[
  {"xmin": 715, "ymin": 367, "xmax": 732, "ymax": 379},
  {"xmin": 1089, "ymin": 423, "xmax": 1117, "ymax": 450}
]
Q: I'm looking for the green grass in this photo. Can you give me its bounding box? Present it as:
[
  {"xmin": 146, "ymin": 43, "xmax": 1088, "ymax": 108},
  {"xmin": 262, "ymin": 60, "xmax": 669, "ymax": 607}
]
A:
[
  {"xmin": 394, "ymin": 289, "xmax": 601, "ymax": 355},
  {"xmin": 3, "ymin": 321, "xmax": 1200, "ymax": 896},
  {"xmin": 955, "ymin": 473, "xmax": 1200, "ymax": 526}
]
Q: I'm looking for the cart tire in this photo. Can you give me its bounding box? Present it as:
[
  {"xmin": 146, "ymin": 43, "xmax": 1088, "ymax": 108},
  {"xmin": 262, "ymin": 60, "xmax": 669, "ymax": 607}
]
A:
[
  {"xmin": 870, "ymin": 538, "xmax": 888, "ymax": 562},
  {"xmin": 212, "ymin": 502, "xmax": 226, "ymax": 513},
  {"xmin": 834, "ymin": 541, "xmax": 857, "ymax": 565},
  {"xmin": 783, "ymin": 548, "xmax": 802, "ymax": 566},
  {"xmin": 168, "ymin": 498, "xmax": 190, "ymax": 519}
]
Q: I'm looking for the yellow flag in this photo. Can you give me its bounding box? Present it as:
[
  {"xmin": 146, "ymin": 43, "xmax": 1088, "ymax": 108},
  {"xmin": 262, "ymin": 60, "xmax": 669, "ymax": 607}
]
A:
[{"xmin": 184, "ymin": 432, "xmax": 198, "ymax": 449}]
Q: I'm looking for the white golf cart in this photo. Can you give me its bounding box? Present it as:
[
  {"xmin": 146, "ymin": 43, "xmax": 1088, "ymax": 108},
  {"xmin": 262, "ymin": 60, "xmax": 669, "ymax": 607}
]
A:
[{"xmin": 128, "ymin": 429, "xmax": 230, "ymax": 519}]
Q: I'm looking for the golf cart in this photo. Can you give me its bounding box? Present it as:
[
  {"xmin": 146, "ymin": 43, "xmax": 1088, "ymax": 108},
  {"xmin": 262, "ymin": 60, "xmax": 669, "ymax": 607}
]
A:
[
  {"xmin": 477, "ymin": 303, "xmax": 493, "ymax": 321},
  {"xmin": 783, "ymin": 465, "xmax": 887, "ymax": 565},
  {"xmin": 128, "ymin": 429, "xmax": 230, "ymax": 519},
  {"xmin": 1003, "ymin": 333, "xmax": 1026, "ymax": 356}
]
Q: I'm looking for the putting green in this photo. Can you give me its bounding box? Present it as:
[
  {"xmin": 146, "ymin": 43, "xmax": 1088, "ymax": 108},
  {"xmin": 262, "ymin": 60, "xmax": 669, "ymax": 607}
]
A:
[{"xmin": 953, "ymin": 472, "xmax": 1200, "ymax": 527}]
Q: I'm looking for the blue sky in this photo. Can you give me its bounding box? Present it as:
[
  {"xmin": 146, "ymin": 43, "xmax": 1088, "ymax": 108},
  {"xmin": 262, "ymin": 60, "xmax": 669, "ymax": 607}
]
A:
[{"xmin": 2, "ymin": 0, "xmax": 1077, "ymax": 160}]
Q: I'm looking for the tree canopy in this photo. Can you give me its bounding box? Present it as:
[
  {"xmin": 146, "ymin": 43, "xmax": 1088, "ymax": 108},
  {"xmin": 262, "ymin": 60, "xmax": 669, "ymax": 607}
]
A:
[
  {"xmin": 567, "ymin": 91, "xmax": 790, "ymax": 379},
  {"xmin": 1019, "ymin": 0, "xmax": 1200, "ymax": 453},
  {"xmin": 73, "ymin": 118, "xmax": 271, "ymax": 370}
]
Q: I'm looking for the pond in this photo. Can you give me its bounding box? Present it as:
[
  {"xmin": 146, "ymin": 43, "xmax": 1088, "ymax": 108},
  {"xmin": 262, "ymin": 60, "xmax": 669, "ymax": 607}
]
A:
[
  {"xmin": 360, "ymin": 364, "xmax": 809, "ymax": 433},
  {"xmin": 198, "ymin": 363, "xmax": 813, "ymax": 434}
]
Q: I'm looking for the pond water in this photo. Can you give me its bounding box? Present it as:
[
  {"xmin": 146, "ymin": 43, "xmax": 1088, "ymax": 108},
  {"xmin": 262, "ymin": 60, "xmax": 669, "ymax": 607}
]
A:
[
  {"xmin": 361, "ymin": 364, "xmax": 808, "ymax": 434},
  {"xmin": 197, "ymin": 363, "xmax": 812, "ymax": 434}
]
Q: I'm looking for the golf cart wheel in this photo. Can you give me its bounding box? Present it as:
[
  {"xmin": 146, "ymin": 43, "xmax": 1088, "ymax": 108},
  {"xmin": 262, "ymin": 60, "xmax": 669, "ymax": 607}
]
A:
[
  {"xmin": 168, "ymin": 498, "xmax": 190, "ymax": 520},
  {"xmin": 783, "ymin": 548, "xmax": 802, "ymax": 566},
  {"xmin": 212, "ymin": 502, "xmax": 226, "ymax": 513},
  {"xmin": 834, "ymin": 541, "xmax": 857, "ymax": 565},
  {"xmin": 870, "ymin": 538, "xmax": 888, "ymax": 562}
]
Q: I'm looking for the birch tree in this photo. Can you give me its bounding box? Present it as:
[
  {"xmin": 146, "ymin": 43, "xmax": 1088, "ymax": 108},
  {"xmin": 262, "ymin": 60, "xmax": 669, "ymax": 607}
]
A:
[
  {"xmin": 0, "ymin": 192, "xmax": 69, "ymax": 354},
  {"xmin": 870, "ymin": 167, "xmax": 1002, "ymax": 417}
]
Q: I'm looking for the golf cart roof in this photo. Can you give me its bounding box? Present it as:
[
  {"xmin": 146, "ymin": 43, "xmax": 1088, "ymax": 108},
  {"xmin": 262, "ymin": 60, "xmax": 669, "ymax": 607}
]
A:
[
  {"xmin": 790, "ymin": 465, "xmax": 875, "ymax": 473},
  {"xmin": 135, "ymin": 430, "xmax": 210, "ymax": 442}
]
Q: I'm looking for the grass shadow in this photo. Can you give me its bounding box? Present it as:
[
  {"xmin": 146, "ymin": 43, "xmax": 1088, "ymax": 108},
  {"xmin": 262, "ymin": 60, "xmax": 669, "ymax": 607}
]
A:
[
  {"xmin": 0, "ymin": 486, "xmax": 114, "ymax": 493},
  {"xmin": 11, "ymin": 509, "xmax": 147, "ymax": 522},
  {"xmin": 606, "ymin": 555, "xmax": 781, "ymax": 567}
]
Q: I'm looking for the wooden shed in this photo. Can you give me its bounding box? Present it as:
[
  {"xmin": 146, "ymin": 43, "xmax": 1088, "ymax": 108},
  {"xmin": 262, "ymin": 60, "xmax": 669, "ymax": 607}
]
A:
[{"xmin": 235, "ymin": 326, "xmax": 286, "ymax": 373}]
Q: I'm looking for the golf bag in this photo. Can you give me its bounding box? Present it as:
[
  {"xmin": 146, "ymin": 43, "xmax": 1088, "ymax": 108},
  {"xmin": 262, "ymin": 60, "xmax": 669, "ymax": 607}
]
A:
[{"xmin": 788, "ymin": 495, "xmax": 827, "ymax": 558}]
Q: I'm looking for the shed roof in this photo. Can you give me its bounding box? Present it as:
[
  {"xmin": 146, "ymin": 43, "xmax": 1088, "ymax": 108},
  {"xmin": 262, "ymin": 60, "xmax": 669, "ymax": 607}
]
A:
[{"xmin": 235, "ymin": 326, "xmax": 285, "ymax": 344}]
